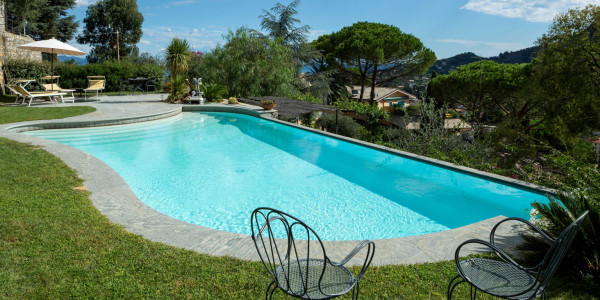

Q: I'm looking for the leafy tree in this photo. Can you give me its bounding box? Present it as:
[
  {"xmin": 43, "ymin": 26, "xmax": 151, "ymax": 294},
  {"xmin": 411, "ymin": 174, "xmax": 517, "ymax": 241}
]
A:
[
  {"xmin": 259, "ymin": 0, "xmax": 310, "ymax": 47},
  {"xmin": 534, "ymin": 4, "xmax": 600, "ymax": 137},
  {"xmin": 77, "ymin": 0, "xmax": 144, "ymax": 63},
  {"xmin": 5, "ymin": 0, "xmax": 78, "ymax": 42},
  {"xmin": 429, "ymin": 60, "xmax": 543, "ymax": 128},
  {"xmin": 194, "ymin": 27, "xmax": 297, "ymax": 98},
  {"xmin": 313, "ymin": 22, "xmax": 436, "ymax": 103}
]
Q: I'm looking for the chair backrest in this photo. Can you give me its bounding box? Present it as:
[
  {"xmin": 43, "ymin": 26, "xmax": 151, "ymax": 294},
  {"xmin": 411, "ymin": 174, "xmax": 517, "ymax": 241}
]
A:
[
  {"xmin": 42, "ymin": 83, "xmax": 62, "ymax": 91},
  {"xmin": 8, "ymin": 84, "xmax": 30, "ymax": 97},
  {"xmin": 87, "ymin": 76, "xmax": 106, "ymax": 90},
  {"xmin": 536, "ymin": 211, "xmax": 589, "ymax": 291},
  {"xmin": 251, "ymin": 207, "xmax": 329, "ymax": 298}
]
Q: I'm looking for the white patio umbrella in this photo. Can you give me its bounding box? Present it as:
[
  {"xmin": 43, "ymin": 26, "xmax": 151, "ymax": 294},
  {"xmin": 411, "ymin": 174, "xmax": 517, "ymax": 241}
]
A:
[{"xmin": 18, "ymin": 37, "xmax": 85, "ymax": 78}]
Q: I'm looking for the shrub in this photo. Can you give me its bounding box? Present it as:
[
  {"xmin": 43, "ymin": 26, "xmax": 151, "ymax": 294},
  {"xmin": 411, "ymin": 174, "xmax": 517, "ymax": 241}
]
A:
[
  {"xmin": 315, "ymin": 113, "xmax": 361, "ymax": 139},
  {"xmin": 200, "ymin": 83, "xmax": 227, "ymax": 102},
  {"xmin": 260, "ymin": 100, "xmax": 274, "ymax": 105},
  {"xmin": 165, "ymin": 75, "xmax": 189, "ymax": 103},
  {"xmin": 518, "ymin": 191, "xmax": 600, "ymax": 284},
  {"xmin": 228, "ymin": 97, "xmax": 238, "ymax": 104},
  {"xmin": 406, "ymin": 104, "xmax": 421, "ymax": 117},
  {"xmin": 4, "ymin": 59, "xmax": 165, "ymax": 92}
]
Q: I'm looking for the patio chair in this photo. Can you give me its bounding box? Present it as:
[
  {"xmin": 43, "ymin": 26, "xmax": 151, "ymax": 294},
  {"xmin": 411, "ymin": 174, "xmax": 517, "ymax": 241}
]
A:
[
  {"xmin": 251, "ymin": 207, "xmax": 375, "ymax": 300},
  {"xmin": 447, "ymin": 211, "xmax": 589, "ymax": 300},
  {"xmin": 40, "ymin": 76, "xmax": 75, "ymax": 103},
  {"xmin": 84, "ymin": 76, "xmax": 105, "ymax": 101},
  {"xmin": 145, "ymin": 78, "xmax": 157, "ymax": 93},
  {"xmin": 8, "ymin": 84, "xmax": 66, "ymax": 107}
]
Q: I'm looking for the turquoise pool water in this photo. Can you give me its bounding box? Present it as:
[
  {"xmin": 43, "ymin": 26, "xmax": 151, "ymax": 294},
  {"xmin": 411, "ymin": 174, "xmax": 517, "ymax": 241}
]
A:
[{"xmin": 25, "ymin": 112, "xmax": 547, "ymax": 241}]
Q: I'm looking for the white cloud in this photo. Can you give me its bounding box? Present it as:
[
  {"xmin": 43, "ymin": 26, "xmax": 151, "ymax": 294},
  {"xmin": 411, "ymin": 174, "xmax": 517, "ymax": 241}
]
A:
[
  {"xmin": 76, "ymin": 0, "xmax": 96, "ymax": 7},
  {"xmin": 461, "ymin": 0, "xmax": 600, "ymax": 22}
]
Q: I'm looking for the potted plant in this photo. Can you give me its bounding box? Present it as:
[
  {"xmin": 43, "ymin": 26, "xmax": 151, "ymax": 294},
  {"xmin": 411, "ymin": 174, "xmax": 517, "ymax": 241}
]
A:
[{"xmin": 260, "ymin": 99, "xmax": 277, "ymax": 110}]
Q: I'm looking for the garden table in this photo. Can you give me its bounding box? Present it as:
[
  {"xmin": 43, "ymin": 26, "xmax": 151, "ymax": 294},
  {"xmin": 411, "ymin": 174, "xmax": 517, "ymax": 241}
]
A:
[{"xmin": 128, "ymin": 77, "xmax": 149, "ymax": 94}]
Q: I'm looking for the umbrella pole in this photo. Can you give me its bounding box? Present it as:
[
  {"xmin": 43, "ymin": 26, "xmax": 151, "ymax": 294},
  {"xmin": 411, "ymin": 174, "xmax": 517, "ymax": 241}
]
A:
[{"xmin": 51, "ymin": 48, "xmax": 54, "ymax": 80}]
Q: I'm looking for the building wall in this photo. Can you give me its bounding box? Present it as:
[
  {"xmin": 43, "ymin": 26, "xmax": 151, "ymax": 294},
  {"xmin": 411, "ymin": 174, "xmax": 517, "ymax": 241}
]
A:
[{"xmin": 0, "ymin": 32, "xmax": 42, "ymax": 94}]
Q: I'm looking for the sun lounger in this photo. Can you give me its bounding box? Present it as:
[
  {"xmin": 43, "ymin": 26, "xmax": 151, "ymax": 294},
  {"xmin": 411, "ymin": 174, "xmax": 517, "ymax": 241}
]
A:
[
  {"xmin": 8, "ymin": 84, "xmax": 66, "ymax": 107},
  {"xmin": 40, "ymin": 76, "xmax": 76, "ymax": 103},
  {"xmin": 84, "ymin": 76, "xmax": 105, "ymax": 101}
]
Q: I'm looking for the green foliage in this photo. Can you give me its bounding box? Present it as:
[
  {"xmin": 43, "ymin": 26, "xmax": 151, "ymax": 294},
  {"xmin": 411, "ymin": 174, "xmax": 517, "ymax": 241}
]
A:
[
  {"xmin": 429, "ymin": 60, "xmax": 540, "ymax": 127},
  {"xmin": 6, "ymin": 0, "xmax": 78, "ymax": 41},
  {"xmin": 195, "ymin": 27, "xmax": 298, "ymax": 98},
  {"xmin": 165, "ymin": 38, "xmax": 191, "ymax": 77},
  {"xmin": 165, "ymin": 75, "xmax": 189, "ymax": 103},
  {"xmin": 77, "ymin": 0, "xmax": 144, "ymax": 63},
  {"xmin": 534, "ymin": 4, "xmax": 600, "ymax": 137},
  {"xmin": 382, "ymin": 101, "xmax": 497, "ymax": 170},
  {"xmin": 228, "ymin": 97, "xmax": 238, "ymax": 104},
  {"xmin": 520, "ymin": 191, "xmax": 600, "ymax": 283},
  {"xmin": 260, "ymin": 99, "xmax": 274, "ymax": 105},
  {"xmin": 334, "ymin": 100, "xmax": 389, "ymax": 122},
  {"xmin": 52, "ymin": 60, "xmax": 165, "ymax": 92},
  {"xmin": 312, "ymin": 22, "xmax": 436, "ymax": 102},
  {"xmin": 259, "ymin": 0, "xmax": 310, "ymax": 47},
  {"xmin": 200, "ymin": 83, "xmax": 227, "ymax": 102},
  {"xmin": 3, "ymin": 59, "xmax": 50, "ymax": 90},
  {"xmin": 315, "ymin": 113, "xmax": 361, "ymax": 138},
  {"xmin": 288, "ymin": 92, "xmax": 321, "ymax": 104},
  {"xmin": 405, "ymin": 104, "xmax": 421, "ymax": 117}
]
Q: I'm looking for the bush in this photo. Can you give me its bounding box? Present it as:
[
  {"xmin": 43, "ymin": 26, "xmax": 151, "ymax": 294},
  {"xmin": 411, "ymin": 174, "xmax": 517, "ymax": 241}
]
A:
[
  {"xmin": 315, "ymin": 113, "xmax": 361, "ymax": 139},
  {"xmin": 518, "ymin": 191, "xmax": 600, "ymax": 284},
  {"xmin": 4, "ymin": 59, "xmax": 165, "ymax": 92},
  {"xmin": 200, "ymin": 83, "xmax": 227, "ymax": 102},
  {"xmin": 406, "ymin": 104, "xmax": 421, "ymax": 117},
  {"xmin": 228, "ymin": 97, "xmax": 238, "ymax": 104}
]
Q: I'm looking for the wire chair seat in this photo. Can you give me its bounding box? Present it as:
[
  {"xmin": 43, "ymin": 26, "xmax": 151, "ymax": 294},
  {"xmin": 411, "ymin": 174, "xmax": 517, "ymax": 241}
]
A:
[
  {"xmin": 447, "ymin": 211, "xmax": 589, "ymax": 300},
  {"xmin": 251, "ymin": 207, "xmax": 375, "ymax": 300},
  {"xmin": 458, "ymin": 258, "xmax": 542, "ymax": 299},
  {"xmin": 275, "ymin": 258, "xmax": 355, "ymax": 299}
]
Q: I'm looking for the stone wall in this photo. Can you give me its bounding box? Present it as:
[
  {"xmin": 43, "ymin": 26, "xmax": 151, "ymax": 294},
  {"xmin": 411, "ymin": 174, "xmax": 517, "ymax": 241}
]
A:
[
  {"xmin": 0, "ymin": 32, "xmax": 42, "ymax": 95},
  {"xmin": 0, "ymin": 1, "xmax": 5, "ymax": 33}
]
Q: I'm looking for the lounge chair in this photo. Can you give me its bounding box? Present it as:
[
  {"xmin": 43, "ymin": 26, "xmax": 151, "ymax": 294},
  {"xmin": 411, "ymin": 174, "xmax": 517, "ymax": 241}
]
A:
[
  {"xmin": 40, "ymin": 76, "xmax": 75, "ymax": 103},
  {"xmin": 251, "ymin": 207, "xmax": 375, "ymax": 300},
  {"xmin": 447, "ymin": 211, "xmax": 589, "ymax": 300},
  {"xmin": 84, "ymin": 76, "xmax": 105, "ymax": 101},
  {"xmin": 8, "ymin": 84, "xmax": 66, "ymax": 107}
]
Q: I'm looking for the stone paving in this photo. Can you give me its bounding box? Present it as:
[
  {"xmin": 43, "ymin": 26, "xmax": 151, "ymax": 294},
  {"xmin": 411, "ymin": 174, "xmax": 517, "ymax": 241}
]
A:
[{"xmin": 0, "ymin": 95, "xmax": 536, "ymax": 266}]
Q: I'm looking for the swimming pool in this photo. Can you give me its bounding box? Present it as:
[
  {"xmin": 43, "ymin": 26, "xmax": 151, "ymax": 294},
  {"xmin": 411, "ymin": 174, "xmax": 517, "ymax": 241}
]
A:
[{"xmin": 25, "ymin": 112, "xmax": 548, "ymax": 241}]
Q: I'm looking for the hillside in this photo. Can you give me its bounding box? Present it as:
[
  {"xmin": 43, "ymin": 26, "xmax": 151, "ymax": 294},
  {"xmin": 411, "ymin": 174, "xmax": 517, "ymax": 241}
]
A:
[{"xmin": 428, "ymin": 46, "xmax": 539, "ymax": 74}]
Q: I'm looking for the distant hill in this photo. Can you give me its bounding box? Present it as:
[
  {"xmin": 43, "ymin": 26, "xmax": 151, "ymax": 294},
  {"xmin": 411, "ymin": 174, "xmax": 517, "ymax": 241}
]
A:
[
  {"xmin": 428, "ymin": 46, "xmax": 539, "ymax": 75},
  {"xmin": 58, "ymin": 55, "xmax": 87, "ymax": 65}
]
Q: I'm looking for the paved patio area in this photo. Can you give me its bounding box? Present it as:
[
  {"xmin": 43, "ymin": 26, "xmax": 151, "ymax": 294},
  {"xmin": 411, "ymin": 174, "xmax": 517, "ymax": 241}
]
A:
[{"xmin": 0, "ymin": 95, "xmax": 529, "ymax": 266}]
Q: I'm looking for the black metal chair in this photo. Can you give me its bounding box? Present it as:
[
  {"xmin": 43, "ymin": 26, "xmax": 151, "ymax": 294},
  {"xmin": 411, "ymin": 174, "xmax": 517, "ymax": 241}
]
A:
[
  {"xmin": 448, "ymin": 211, "xmax": 589, "ymax": 300},
  {"xmin": 145, "ymin": 78, "xmax": 157, "ymax": 93},
  {"xmin": 251, "ymin": 207, "xmax": 375, "ymax": 300}
]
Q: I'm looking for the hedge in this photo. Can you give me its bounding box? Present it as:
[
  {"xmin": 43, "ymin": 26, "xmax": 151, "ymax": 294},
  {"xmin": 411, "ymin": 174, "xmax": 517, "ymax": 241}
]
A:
[{"xmin": 3, "ymin": 59, "xmax": 165, "ymax": 92}]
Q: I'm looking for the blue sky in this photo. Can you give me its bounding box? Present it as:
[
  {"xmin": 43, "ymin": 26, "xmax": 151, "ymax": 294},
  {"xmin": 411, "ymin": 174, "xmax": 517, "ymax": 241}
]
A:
[{"xmin": 69, "ymin": 0, "xmax": 600, "ymax": 59}]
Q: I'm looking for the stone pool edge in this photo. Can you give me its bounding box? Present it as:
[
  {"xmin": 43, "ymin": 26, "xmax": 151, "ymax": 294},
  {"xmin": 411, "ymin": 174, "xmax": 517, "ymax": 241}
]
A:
[{"xmin": 0, "ymin": 103, "xmax": 537, "ymax": 266}]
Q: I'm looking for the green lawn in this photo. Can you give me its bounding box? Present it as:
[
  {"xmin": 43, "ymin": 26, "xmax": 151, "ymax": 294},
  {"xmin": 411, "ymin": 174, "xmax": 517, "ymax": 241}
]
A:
[{"xmin": 0, "ymin": 111, "xmax": 598, "ymax": 299}]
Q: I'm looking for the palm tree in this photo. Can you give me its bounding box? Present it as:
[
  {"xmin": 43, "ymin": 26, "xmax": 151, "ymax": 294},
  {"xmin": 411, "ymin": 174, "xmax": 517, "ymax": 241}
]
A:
[{"xmin": 165, "ymin": 38, "xmax": 191, "ymax": 78}]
